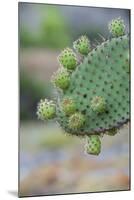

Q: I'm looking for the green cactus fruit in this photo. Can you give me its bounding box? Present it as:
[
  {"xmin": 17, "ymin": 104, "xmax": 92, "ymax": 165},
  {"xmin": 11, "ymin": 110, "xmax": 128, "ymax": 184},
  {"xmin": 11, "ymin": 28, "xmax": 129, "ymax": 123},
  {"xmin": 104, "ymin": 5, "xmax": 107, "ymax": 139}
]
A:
[
  {"xmin": 90, "ymin": 96, "xmax": 106, "ymax": 114},
  {"xmin": 68, "ymin": 112, "xmax": 85, "ymax": 130},
  {"xmin": 37, "ymin": 99, "xmax": 56, "ymax": 120},
  {"xmin": 105, "ymin": 128, "xmax": 118, "ymax": 136},
  {"xmin": 108, "ymin": 17, "xmax": 125, "ymax": 37},
  {"xmin": 58, "ymin": 48, "xmax": 77, "ymax": 70},
  {"xmin": 73, "ymin": 35, "xmax": 91, "ymax": 55},
  {"xmin": 61, "ymin": 97, "xmax": 76, "ymax": 115},
  {"xmin": 51, "ymin": 68, "xmax": 70, "ymax": 90},
  {"xmin": 85, "ymin": 135, "xmax": 101, "ymax": 155}
]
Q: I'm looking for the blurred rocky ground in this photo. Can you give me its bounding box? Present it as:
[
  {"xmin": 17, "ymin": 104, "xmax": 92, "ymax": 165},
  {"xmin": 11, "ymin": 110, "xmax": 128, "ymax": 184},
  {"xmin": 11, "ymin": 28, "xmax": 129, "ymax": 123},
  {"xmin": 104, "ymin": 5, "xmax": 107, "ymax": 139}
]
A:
[
  {"xmin": 20, "ymin": 49, "xmax": 59, "ymax": 82},
  {"xmin": 19, "ymin": 122, "xmax": 130, "ymax": 197}
]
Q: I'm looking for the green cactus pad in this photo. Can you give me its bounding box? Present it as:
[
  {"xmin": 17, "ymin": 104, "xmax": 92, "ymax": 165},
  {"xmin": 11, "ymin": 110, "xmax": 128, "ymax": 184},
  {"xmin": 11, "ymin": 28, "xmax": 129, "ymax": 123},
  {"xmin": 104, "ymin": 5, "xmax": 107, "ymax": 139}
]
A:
[
  {"xmin": 37, "ymin": 18, "xmax": 130, "ymax": 155},
  {"xmin": 51, "ymin": 68, "xmax": 70, "ymax": 90},
  {"xmin": 105, "ymin": 128, "xmax": 118, "ymax": 136},
  {"xmin": 57, "ymin": 35, "xmax": 129, "ymax": 136},
  {"xmin": 109, "ymin": 18, "xmax": 125, "ymax": 37},
  {"xmin": 73, "ymin": 35, "xmax": 91, "ymax": 55},
  {"xmin": 37, "ymin": 99, "xmax": 56, "ymax": 120},
  {"xmin": 61, "ymin": 97, "xmax": 76, "ymax": 116},
  {"xmin": 58, "ymin": 48, "xmax": 77, "ymax": 70},
  {"xmin": 85, "ymin": 135, "xmax": 101, "ymax": 155}
]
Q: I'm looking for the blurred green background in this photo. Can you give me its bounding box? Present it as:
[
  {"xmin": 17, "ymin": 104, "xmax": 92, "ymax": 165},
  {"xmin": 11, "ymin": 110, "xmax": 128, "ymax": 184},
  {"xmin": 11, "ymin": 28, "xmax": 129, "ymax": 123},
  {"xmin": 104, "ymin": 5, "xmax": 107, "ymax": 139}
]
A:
[{"xmin": 19, "ymin": 2, "xmax": 130, "ymax": 197}]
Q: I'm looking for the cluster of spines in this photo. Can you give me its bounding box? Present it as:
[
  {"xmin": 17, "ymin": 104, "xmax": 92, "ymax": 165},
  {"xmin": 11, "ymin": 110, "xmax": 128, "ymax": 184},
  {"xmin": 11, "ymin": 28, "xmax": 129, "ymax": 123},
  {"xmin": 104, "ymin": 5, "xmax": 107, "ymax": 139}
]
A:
[
  {"xmin": 37, "ymin": 99, "xmax": 56, "ymax": 120},
  {"xmin": 73, "ymin": 35, "xmax": 91, "ymax": 55},
  {"xmin": 58, "ymin": 48, "xmax": 78, "ymax": 70},
  {"xmin": 37, "ymin": 17, "xmax": 128, "ymax": 156},
  {"xmin": 51, "ymin": 68, "xmax": 70, "ymax": 90},
  {"xmin": 108, "ymin": 17, "xmax": 125, "ymax": 37},
  {"xmin": 61, "ymin": 97, "xmax": 76, "ymax": 116},
  {"xmin": 85, "ymin": 135, "xmax": 101, "ymax": 155},
  {"xmin": 90, "ymin": 96, "xmax": 106, "ymax": 114},
  {"xmin": 68, "ymin": 112, "xmax": 86, "ymax": 130}
]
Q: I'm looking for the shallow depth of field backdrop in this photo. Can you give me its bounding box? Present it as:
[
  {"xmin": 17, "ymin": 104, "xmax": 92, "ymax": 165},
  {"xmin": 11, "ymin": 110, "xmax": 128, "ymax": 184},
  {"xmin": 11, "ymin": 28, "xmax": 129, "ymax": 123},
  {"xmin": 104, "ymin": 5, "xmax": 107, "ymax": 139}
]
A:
[{"xmin": 19, "ymin": 2, "xmax": 130, "ymax": 197}]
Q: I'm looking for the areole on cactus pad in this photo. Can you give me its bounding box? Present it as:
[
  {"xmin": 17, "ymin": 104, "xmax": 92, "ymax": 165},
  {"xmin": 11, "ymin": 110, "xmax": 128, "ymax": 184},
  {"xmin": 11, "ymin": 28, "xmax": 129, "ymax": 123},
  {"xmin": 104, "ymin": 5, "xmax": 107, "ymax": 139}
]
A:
[{"xmin": 37, "ymin": 18, "xmax": 130, "ymax": 155}]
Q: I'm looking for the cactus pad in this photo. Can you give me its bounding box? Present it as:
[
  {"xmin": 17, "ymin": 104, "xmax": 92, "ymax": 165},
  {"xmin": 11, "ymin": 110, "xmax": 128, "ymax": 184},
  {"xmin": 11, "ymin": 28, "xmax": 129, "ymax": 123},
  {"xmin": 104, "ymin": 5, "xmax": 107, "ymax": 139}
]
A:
[
  {"xmin": 105, "ymin": 128, "xmax": 118, "ymax": 136},
  {"xmin": 37, "ymin": 18, "xmax": 130, "ymax": 155},
  {"xmin": 57, "ymin": 35, "xmax": 129, "ymax": 136}
]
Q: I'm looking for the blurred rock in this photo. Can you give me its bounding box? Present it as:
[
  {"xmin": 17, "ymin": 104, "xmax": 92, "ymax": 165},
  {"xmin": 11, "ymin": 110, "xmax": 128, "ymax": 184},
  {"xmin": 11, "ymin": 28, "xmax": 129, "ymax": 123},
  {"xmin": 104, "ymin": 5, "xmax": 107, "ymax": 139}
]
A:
[
  {"xmin": 20, "ymin": 49, "xmax": 59, "ymax": 82},
  {"xmin": 20, "ymin": 122, "xmax": 130, "ymax": 196}
]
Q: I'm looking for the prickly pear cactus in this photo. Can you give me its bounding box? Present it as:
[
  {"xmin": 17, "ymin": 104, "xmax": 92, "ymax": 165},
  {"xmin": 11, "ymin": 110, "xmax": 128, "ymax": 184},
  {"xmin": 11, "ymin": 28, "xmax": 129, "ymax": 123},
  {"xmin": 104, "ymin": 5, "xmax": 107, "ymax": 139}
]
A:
[{"xmin": 37, "ymin": 18, "xmax": 130, "ymax": 155}]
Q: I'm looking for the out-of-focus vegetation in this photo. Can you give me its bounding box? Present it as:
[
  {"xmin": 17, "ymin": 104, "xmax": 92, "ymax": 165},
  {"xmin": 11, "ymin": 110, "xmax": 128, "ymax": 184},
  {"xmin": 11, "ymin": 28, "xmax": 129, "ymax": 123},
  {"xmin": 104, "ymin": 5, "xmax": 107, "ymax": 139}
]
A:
[
  {"xmin": 39, "ymin": 7, "xmax": 71, "ymax": 48},
  {"xmin": 20, "ymin": 70, "xmax": 53, "ymax": 120},
  {"xmin": 20, "ymin": 27, "xmax": 38, "ymax": 47},
  {"xmin": 20, "ymin": 7, "xmax": 71, "ymax": 48}
]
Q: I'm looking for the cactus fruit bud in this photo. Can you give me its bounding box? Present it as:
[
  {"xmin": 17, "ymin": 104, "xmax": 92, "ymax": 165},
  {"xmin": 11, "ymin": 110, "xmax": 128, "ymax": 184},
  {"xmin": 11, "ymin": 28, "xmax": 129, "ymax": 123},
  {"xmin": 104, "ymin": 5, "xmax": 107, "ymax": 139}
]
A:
[
  {"xmin": 68, "ymin": 112, "xmax": 85, "ymax": 129},
  {"xmin": 51, "ymin": 68, "xmax": 70, "ymax": 90},
  {"xmin": 108, "ymin": 17, "xmax": 125, "ymax": 37},
  {"xmin": 85, "ymin": 135, "xmax": 101, "ymax": 155},
  {"xmin": 37, "ymin": 99, "xmax": 56, "ymax": 120},
  {"xmin": 58, "ymin": 48, "xmax": 77, "ymax": 70},
  {"xmin": 61, "ymin": 97, "xmax": 76, "ymax": 115},
  {"xmin": 105, "ymin": 128, "xmax": 118, "ymax": 136},
  {"xmin": 73, "ymin": 35, "xmax": 91, "ymax": 55},
  {"xmin": 90, "ymin": 96, "xmax": 106, "ymax": 114}
]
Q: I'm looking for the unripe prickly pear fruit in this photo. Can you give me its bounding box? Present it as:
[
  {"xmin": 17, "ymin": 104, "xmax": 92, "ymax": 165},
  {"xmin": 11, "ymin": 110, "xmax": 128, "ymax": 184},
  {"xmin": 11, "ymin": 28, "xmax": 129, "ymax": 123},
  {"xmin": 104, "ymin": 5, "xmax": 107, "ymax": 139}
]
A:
[
  {"xmin": 108, "ymin": 17, "xmax": 125, "ymax": 37},
  {"xmin": 73, "ymin": 35, "xmax": 91, "ymax": 55},
  {"xmin": 68, "ymin": 112, "xmax": 85, "ymax": 129},
  {"xmin": 61, "ymin": 97, "xmax": 76, "ymax": 116},
  {"xmin": 51, "ymin": 68, "xmax": 70, "ymax": 90},
  {"xmin": 90, "ymin": 96, "xmax": 106, "ymax": 114},
  {"xmin": 58, "ymin": 48, "xmax": 77, "ymax": 70},
  {"xmin": 85, "ymin": 135, "xmax": 101, "ymax": 155},
  {"xmin": 105, "ymin": 128, "xmax": 118, "ymax": 136},
  {"xmin": 37, "ymin": 99, "xmax": 56, "ymax": 120}
]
